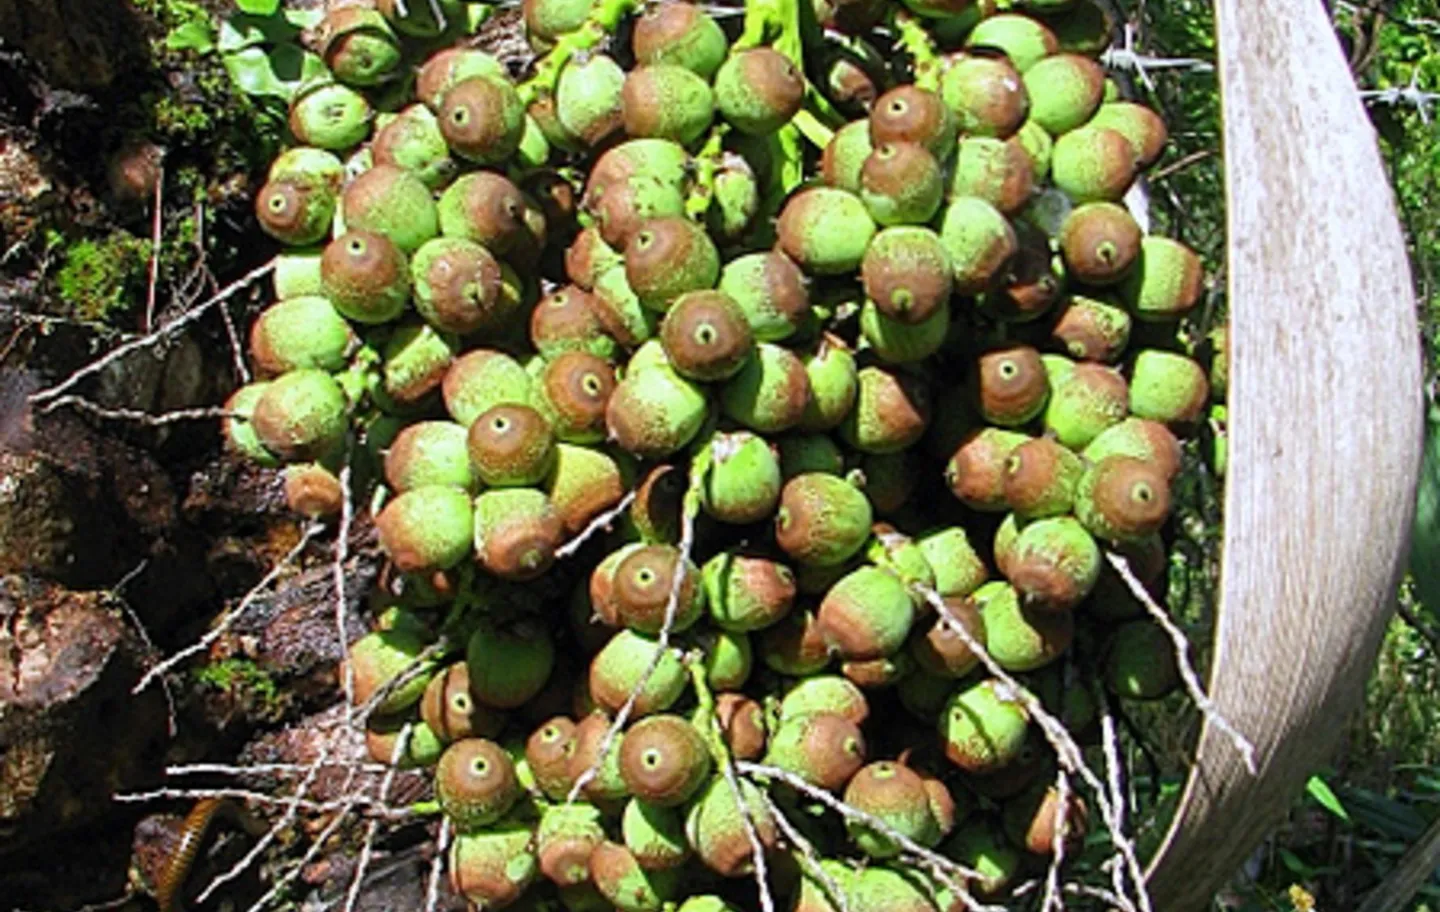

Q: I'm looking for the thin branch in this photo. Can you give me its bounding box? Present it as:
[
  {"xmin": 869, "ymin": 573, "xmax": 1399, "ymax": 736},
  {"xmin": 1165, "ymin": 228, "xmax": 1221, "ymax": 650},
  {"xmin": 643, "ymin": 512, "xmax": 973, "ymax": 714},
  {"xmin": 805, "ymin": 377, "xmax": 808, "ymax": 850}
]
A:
[
  {"xmin": 553, "ymin": 488, "xmax": 638, "ymax": 560},
  {"xmin": 761, "ymin": 790, "xmax": 851, "ymax": 912},
  {"xmin": 37, "ymin": 398, "xmax": 235, "ymax": 425},
  {"xmin": 335, "ymin": 461, "xmax": 357, "ymax": 715},
  {"xmin": 133, "ymin": 523, "xmax": 323, "ymax": 694},
  {"xmin": 1042, "ymin": 770, "xmax": 1073, "ymax": 912},
  {"xmin": 344, "ymin": 726, "xmax": 411, "ymax": 912},
  {"xmin": 424, "ymin": 816, "xmax": 452, "ymax": 912},
  {"xmin": 241, "ymin": 766, "xmax": 363, "ymax": 912},
  {"xmin": 1105, "ymin": 551, "xmax": 1258, "ymax": 774},
  {"xmin": 30, "ymin": 258, "xmax": 275, "ymax": 407},
  {"xmin": 144, "ymin": 164, "xmax": 164, "ymax": 333},
  {"xmin": 719, "ymin": 748, "xmax": 775, "ymax": 912}
]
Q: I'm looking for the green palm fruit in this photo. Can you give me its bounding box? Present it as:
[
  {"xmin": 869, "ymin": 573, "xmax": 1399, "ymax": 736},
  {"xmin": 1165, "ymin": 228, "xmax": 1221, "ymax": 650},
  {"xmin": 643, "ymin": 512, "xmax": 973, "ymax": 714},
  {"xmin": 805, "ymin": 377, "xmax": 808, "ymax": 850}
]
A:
[
  {"xmin": 436, "ymin": 738, "xmax": 520, "ymax": 830},
  {"xmin": 776, "ymin": 472, "xmax": 873, "ymax": 566},
  {"xmin": 437, "ymin": 171, "xmax": 528, "ymax": 255},
  {"xmin": 272, "ymin": 247, "xmax": 325, "ymax": 299},
  {"xmin": 633, "ymin": 2, "xmax": 728, "ymax": 78},
  {"xmin": 364, "ymin": 718, "xmax": 445, "ymax": 769},
  {"xmin": 1052, "ymin": 293, "xmax": 1132, "ymax": 362},
  {"xmin": 378, "ymin": 322, "xmax": 459, "ymax": 410},
  {"xmin": 1007, "ymin": 515, "xmax": 1101, "ymax": 610},
  {"xmin": 439, "ymin": 75, "xmax": 527, "ymax": 164},
  {"xmin": 817, "ymin": 565, "xmax": 914, "ymax": 660},
  {"xmin": 967, "ymin": 13, "xmax": 1059, "ymax": 72},
  {"xmin": 610, "ymin": 544, "xmax": 704, "ymax": 634},
  {"xmin": 917, "ymin": 526, "xmax": 988, "ymax": 597},
  {"xmin": 700, "ymin": 431, "xmax": 782, "ymax": 523},
  {"xmin": 468, "ymin": 618, "xmax": 555, "ymax": 709},
  {"xmin": 449, "ymin": 824, "xmax": 538, "ymax": 908},
  {"xmin": 1052, "ymin": 125, "xmax": 1138, "ymax": 203},
  {"xmin": 375, "ymin": 486, "xmax": 476, "ymax": 573},
  {"xmin": 687, "ymin": 776, "xmax": 779, "ymax": 878},
  {"xmin": 911, "ymin": 599, "xmax": 986, "ymax": 678},
  {"xmin": 623, "ymin": 798, "xmax": 692, "ymax": 870},
  {"xmin": 951, "ymin": 136, "xmax": 1036, "ymax": 216},
  {"xmin": 797, "ymin": 335, "xmax": 858, "ymax": 432},
  {"xmin": 845, "ymin": 761, "xmax": 942, "ymax": 858},
  {"xmin": 250, "ymin": 368, "xmax": 347, "ymax": 462},
  {"xmin": 606, "ymin": 363, "xmax": 708, "ymax": 458},
  {"xmin": 939, "ymin": 196, "xmax": 1019, "ymax": 294},
  {"xmin": 1083, "ymin": 417, "xmax": 1182, "ymax": 480},
  {"xmin": 1059, "ymin": 201, "xmax": 1141, "ymax": 285},
  {"xmin": 223, "ymin": 382, "xmax": 282, "ymax": 467},
  {"xmin": 345, "ymin": 622, "xmax": 436, "ymax": 715},
  {"xmin": 443, "ymin": 349, "xmax": 533, "ymax": 427},
  {"xmin": 1088, "ymin": 101, "xmax": 1169, "ymax": 169},
  {"xmin": 410, "ymin": 237, "xmax": 517, "ymax": 336},
  {"xmin": 545, "ymin": 441, "xmax": 629, "ymax": 535},
  {"xmin": 759, "ymin": 607, "xmax": 832, "ymax": 676},
  {"xmin": 318, "ymin": 7, "xmax": 401, "ymax": 87},
  {"xmin": 591, "ymin": 265, "xmax": 661, "ymax": 348},
  {"xmin": 341, "ymin": 164, "xmax": 438, "ymax": 254},
  {"xmin": 523, "ymin": 0, "xmax": 596, "ymax": 47},
  {"xmin": 289, "ymin": 81, "xmax": 371, "ymax": 151},
  {"xmin": 1015, "ymin": 118, "xmax": 1054, "ymax": 184},
  {"xmin": 1104, "ymin": 619, "xmax": 1180, "ymax": 699},
  {"xmin": 975, "ymin": 344, "xmax": 1049, "ymax": 426},
  {"xmin": 944, "ymin": 823, "xmax": 1022, "ymax": 898},
  {"xmin": 820, "ymin": 119, "xmax": 874, "ymax": 193},
  {"xmin": 556, "ymin": 54, "xmax": 626, "ymax": 148},
  {"xmin": 976, "ymin": 580, "xmax": 1073, "ymax": 670},
  {"xmin": 320, "ymin": 230, "xmax": 410, "ymax": 324},
  {"xmin": 793, "ymin": 859, "xmax": 858, "ymax": 912},
  {"xmin": 677, "ymin": 898, "xmax": 740, "ymax": 912},
  {"xmin": 1004, "ymin": 436, "xmax": 1084, "ymax": 519},
  {"xmin": 839, "ymin": 365, "xmax": 931, "ymax": 454},
  {"xmin": 780, "ymin": 673, "xmax": 869, "ymax": 724},
  {"xmin": 255, "ymin": 176, "xmax": 337, "ymax": 247},
  {"xmin": 857, "ymin": 142, "xmax": 945, "ymax": 227},
  {"xmin": 764, "ymin": 711, "xmax": 867, "ymax": 791},
  {"xmin": 1119, "ymin": 236, "xmax": 1205, "ymax": 321},
  {"xmin": 535, "ymin": 803, "xmax": 606, "ymax": 887},
  {"xmin": 993, "ymin": 511, "xmax": 1023, "ymax": 579},
  {"xmin": 422, "ymin": 663, "xmax": 507, "ymax": 744},
  {"xmin": 384, "ymin": 420, "xmax": 475, "ymax": 493},
  {"xmin": 371, "ymin": 104, "xmax": 455, "ymax": 190},
  {"xmin": 870, "ymin": 85, "xmax": 957, "ymax": 162},
  {"xmin": 1075, "ymin": 454, "xmax": 1171, "ymax": 543},
  {"xmin": 473, "ymin": 488, "xmax": 565, "ymax": 580},
  {"xmin": 248, "ymin": 296, "xmax": 355, "ymax": 377},
  {"xmin": 940, "ymin": 54, "xmax": 1030, "ymax": 139},
  {"xmin": 1023, "ymin": 53, "xmax": 1105, "ymax": 135},
  {"xmin": 716, "ymin": 251, "xmax": 810, "ymax": 342},
  {"xmin": 860, "ymin": 226, "xmax": 953, "ymax": 326},
  {"xmin": 416, "ymin": 48, "xmax": 508, "ymax": 108},
  {"xmin": 589, "ymin": 629, "xmax": 687, "ymax": 717},
  {"xmin": 864, "ymin": 524, "xmax": 934, "ymax": 595},
  {"xmin": 625, "ymin": 218, "xmax": 720, "ymax": 312},
  {"xmin": 945, "ymin": 427, "xmax": 1033, "ymax": 512},
  {"xmin": 527, "ymin": 716, "xmax": 578, "ymax": 800},
  {"xmin": 619, "ymin": 714, "xmax": 712, "ymax": 806},
  {"xmin": 703, "ymin": 551, "xmax": 797, "ymax": 632},
  {"xmin": 721, "ymin": 342, "xmax": 811, "ymax": 433},
  {"xmin": 697, "ymin": 627, "xmax": 753, "ymax": 690},
  {"xmin": 1043, "ymin": 360, "xmax": 1129, "ymax": 449},
  {"xmin": 531, "ymin": 286, "xmax": 621, "ymax": 360},
  {"xmin": 777, "ymin": 186, "xmax": 877, "ymax": 275},
  {"xmin": 621, "ymin": 64, "xmax": 714, "ymax": 145},
  {"xmin": 660, "ymin": 290, "xmax": 754, "ymax": 382},
  {"xmin": 1129, "ymin": 349, "xmax": 1209, "ymax": 425},
  {"xmin": 714, "ymin": 47, "xmax": 804, "ymax": 135},
  {"xmin": 939, "ymin": 678, "xmax": 1030, "ymax": 774}
]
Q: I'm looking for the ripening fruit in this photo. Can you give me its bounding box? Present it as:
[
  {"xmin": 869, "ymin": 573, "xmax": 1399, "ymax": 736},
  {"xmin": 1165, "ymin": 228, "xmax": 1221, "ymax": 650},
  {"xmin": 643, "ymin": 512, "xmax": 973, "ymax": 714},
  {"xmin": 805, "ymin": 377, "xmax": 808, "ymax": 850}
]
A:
[
  {"xmin": 623, "ymin": 797, "xmax": 691, "ymax": 871},
  {"xmin": 1003, "ymin": 781, "xmax": 1088, "ymax": 855},
  {"xmin": 537, "ymin": 803, "xmax": 606, "ymax": 887},
  {"xmin": 859, "ymin": 142, "xmax": 945, "ymax": 226},
  {"xmin": 619, "ymin": 714, "xmax": 712, "ymax": 806},
  {"xmin": 660, "ymin": 290, "xmax": 754, "ymax": 382},
  {"xmin": 377, "ymin": 322, "xmax": 458, "ymax": 411},
  {"xmin": 439, "ymin": 75, "xmax": 526, "ymax": 164},
  {"xmin": 467, "ymin": 403, "xmax": 557, "ymax": 487},
  {"xmin": 759, "ymin": 607, "xmax": 831, "ymax": 676},
  {"xmin": 468, "ymin": 619, "xmax": 556, "ymax": 709},
  {"xmin": 1121, "ymin": 236, "xmax": 1205, "ymax": 322},
  {"xmin": 626, "ymin": 217, "xmax": 721, "ymax": 312},
  {"xmin": 532, "ymin": 286, "xmax": 619, "ymax": 360},
  {"xmin": 1043, "ymin": 360, "xmax": 1129, "ymax": 450},
  {"xmin": 685, "ymin": 776, "xmax": 779, "ymax": 877},
  {"xmin": 443, "ymin": 349, "xmax": 533, "ymax": 427},
  {"xmin": 607, "ymin": 364, "xmax": 708, "ymax": 458},
  {"xmin": 939, "ymin": 196, "xmax": 1019, "ymax": 294},
  {"xmin": 632, "ymin": 2, "xmax": 728, "ymax": 79},
  {"xmin": 910, "ymin": 599, "xmax": 986, "ymax": 678},
  {"xmin": 967, "ymin": 14, "xmax": 1059, "ymax": 72},
  {"xmin": 713, "ymin": 691, "xmax": 768, "ymax": 760},
  {"xmin": 779, "ymin": 674, "xmax": 870, "ymax": 725},
  {"xmin": 248, "ymin": 296, "xmax": 355, "ymax": 377},
  {"xmin": 917, "ymin": 527, "xmax": 988, "ymax": 598},
  {"xmin": 817, "ymin": 566, "xmax": 915, "ymax": 661},
  {"xmin": 1052, "ymin": 294, "xmax": 1132, "ymax": 363},
  {"xmin": 975, "ymin": 344, "xmax": 1049, "ymax": 426},
  {"xmin": 714, "ymin": 47, "xmax": 804, "ymax": 135},
  {"xmin": 346, "ymin": 622, "xmax": 436, "ymax": 716},
  {"xmin": 1083, "ymin": 417, "xmax": 1183, "ymax": 481},
  {"xmin": 416, "ymin": 48, "xmax": 508, "ymax": 108},
  {"xmin": 976, "ymin": 580, "xmax": 1074, "ymax": 671},
  {"xmin": 527, "ymin": 716, "xmax": 578, "ymax": 801},
  {"xmin": 1074, "ymin": 455, "xmax": 1172, "ymax": 543},
  {"xmin": 859, "ymin": 297, "xmax": 950, "ymax": 364},
  {"xmin": 289, "ymin": 81, "xmax": 371, "ymax": 151},
  {"xmin": 764, "ymin": 711, "xmax": 867, "ymax": 791},
  {"xmin": 1060, "ymin": 202, "xmax": 1142, "ymax": 285},
  {"xmin": 590, "ymin": 841, "xmax": 679, "ymax": 912},
  {"xmin": 839, "ymin": 365, "xmax": 931, "ymax": 454},
  {"xmin": 385, "ymin": 420, "xmax": 475, "ymax": 493},
  {"xmin": 409, "ymin": 237, "xmax": 513, "ymax": 336},
  {"xmin": 697, "ymin": 627, "xmax": 753, "ymax": 690},
  {"xmin": 437, "ymin": 171, "xmax": 528, "ymax": 253},
  {"xmin": 776, "ymin": 473, "xmax": 873, "ymax": 566},
  {"xmin": 951, "ymin": 137, "xmax": 1035, "ymax": 216},
  {"xmin": 870, "ymin": 85, "xmax": 957, "ymax": 162},
  {"xmin": 533, "ymin": 352, "xmax": 617, "ymax": 444},
  {"xmin": 590, "ymin": 629, "xmax": 687, "ymax": 717},
  {"xmin": 622, "ymin": 64, "xmax": 715, "ymax": 146},
  {"xmin": 798, "ymin": 336, "xmax": 859, "ymax": 432},
  {"xmin": 1007, "ymin": 516, "xmax": 1102, "ymax": 611},
  {"xmin": 1004, "ymin": 436, "xmax": 1084, "ymax": 519},
  {"xmin": 318, "ymin": 7, "xmax": 402, "ymax": 86},
  {"xmin": 472, "ymin": 488, "xmax": 565, "ymax": 580},
  {"xmin": 991, "ymin": 220, "xmax": 1063, "ymax": 322},
  {"xmin": 1051, "ymin": 126, "xmax": 1137, "ymax": 203},
  {"xmin": 342, "ymin": 164, "xmax": 439, "ymax": 254},
  {"xmin": 861, "ymin": 227, "xmax": 953, "ymax": 326},
  {"xmin": 701, "ymin": 432, "xmax": 782, "ymax": 524},
  {"xmin": 945, "ymin": 824, "xmax": 1022, "ymax": 898},
  {"xmin": 436, "ymin": 738, "xmax": 520, "ymax": 830},
  {"xmin": 940, "ymin": 679, "xmax": 1030, "ymax": 774},
  {"xmin": 449, "ymin": 822, "xmax": 537, "ymax": 908},
  {"xmin": 1089, "ymin": 101, "xmax": 1169, "ymax": 170},
  {"xmin": 940, "ymin": 54, "xmax": 1029, "ymax": 139},
  {"xmin": 422, "ymin": 662, "xmax": 506, "ymax": 743},
  {"xmin": 612, "ymin": 544, "xmax": 704, "ymax": 634},
  {"xmin": 844, "ymin": 761, "xmax": 943, "ymax": 857},
  {"xmin": 946, "ymin": 427, "xmax": 1033, "ymax": 512},
  {"xmin": 283, "ymin": 461, "xmax": 343, "ymax": 518},
  {"xmin": 372, "ymin": 104, "xmax": 456, "ymax": 190},
  {"xmin": 251, "ymin": 368, "xmax": 349, "ymax": 463},
  {"xmin": 545, "ymin": 442, "xmax": 629, "ymax": 535},
  {"xmin": 777, "ymin": 187, "xmax": 877, "ymax": 276},
  {"xmin": 721, "ymin": 342, "xmax": 811, "ymax": 434},
  {"xmin": 321, "ymin": 229, "xmax": 410, "ymax": 324},
  {"xmin": 1023, "ymin": 53, "xmax": 1105, "ymax": 136},
  {"xmin": 717, "ymin": 251, "xmax": 810, "ymax": 342},
  {"xmin": 821, "ymin": 119, "xmax": 874, "ymax": 193},
  {"xmin": 221, "ymin": 384, "xmax": 280, "ymax": 467}
]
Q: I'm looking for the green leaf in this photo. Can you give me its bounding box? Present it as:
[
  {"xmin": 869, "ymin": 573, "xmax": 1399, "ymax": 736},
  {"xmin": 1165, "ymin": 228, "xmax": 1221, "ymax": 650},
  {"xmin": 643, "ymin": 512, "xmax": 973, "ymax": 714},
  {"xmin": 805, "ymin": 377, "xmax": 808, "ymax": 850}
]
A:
[
  {"xmin": 1306, "ymin": 774, "xmax": 1352, "ymax": 823},
  {"xmin": 217, "ymin": 11, "xmax": 302, "ymax": 52},
  {"xmin": 164, "ymin": 20, "xmax": 215, "ymax": 53},
  {"xmin": 222, "ymin": 44, "xmax": 326, "ymax": 101},
  {"xmin": 235, "ymin": 0, "xmax": 282, "ymax": 14}
]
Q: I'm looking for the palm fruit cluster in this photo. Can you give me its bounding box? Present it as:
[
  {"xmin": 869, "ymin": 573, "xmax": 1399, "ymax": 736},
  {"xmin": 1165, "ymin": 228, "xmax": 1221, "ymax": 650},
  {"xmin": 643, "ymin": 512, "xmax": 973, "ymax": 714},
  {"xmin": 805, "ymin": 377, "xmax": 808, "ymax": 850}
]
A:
[{"xmin": 223, "ymin": 0, "xmax": 1214, "ymax": 907}]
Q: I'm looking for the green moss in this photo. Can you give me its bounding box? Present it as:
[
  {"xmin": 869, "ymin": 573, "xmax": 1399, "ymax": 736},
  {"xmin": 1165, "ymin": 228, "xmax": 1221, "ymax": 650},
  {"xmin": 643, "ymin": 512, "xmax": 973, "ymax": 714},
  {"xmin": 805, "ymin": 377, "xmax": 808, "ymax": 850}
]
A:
[
  {"xmin": 55, "ymin": 233, "xmax": 151, "ymax": 322},
  {"xmin": 194, "ymin": 657, "xmax": 288, "ymax": 719}
]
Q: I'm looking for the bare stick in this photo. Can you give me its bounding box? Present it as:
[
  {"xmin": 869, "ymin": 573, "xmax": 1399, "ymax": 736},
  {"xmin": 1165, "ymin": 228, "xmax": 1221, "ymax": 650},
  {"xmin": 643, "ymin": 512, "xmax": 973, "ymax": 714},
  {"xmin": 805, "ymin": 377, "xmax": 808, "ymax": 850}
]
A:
[
  {"xmin": 760, "ymin": 790, "xmax": 851, "ymax": 912},
  {"xmin": 718, "ymin": 748, "xmax": 775, "ymax": 912},
  {"xmin": 39, "ymin": 398, "xmax": 235, "ymax": 425},
  {"xmin": 1100, "ymin": 705, "xmax": 1137, "ymax": 907},
  {"xmin": 1105, "ymin": 551, "xmax": 1258, "ymax": 774},
  {"xmin": 133, "ymin": 522, "xmax": 322, "ymax": 694},
  {"xmin": 554, "ymin": 488, "xmax": 637, "ymax": 560},
  {"xmin": 144, "ymin": 165, "xmax": 164, "ymax": 333},
  {"xmin": 335, "ymin": 461, "xmax": 357, "ymax": 716},
  {"xmin": 1041, "ymin": 769, "xmax": 1072, "ymax": 912},
  {"xmin": 914, "ymin": 583, "xmax": 1150, "ymax": 912},
  {"xmin": 195, "ymin": 747, "xmax": 331, "ymax": 904},
  {"xmin": 344, "ymin": 726, "xmax": 411, "ymax": 912},
  {"xmin": 565, "ymin": 461, "xmax": 703, "ymax": 804},
  {"xmin": 218, "ymin": 296, "xmax": 250, "ymax": 385},
  {"xmin": 424, "ymin": 816, "xmax": 453, "ymax": 912},
  {"xmin": 241, "ymin": 762, "xmax": 363, "ymax": 912},
  {"xmin": 108, "ymin": 559, "xmax": 177, "ymax": 736},
  {"xmin": 31, "ymin": 258, "xmax": 275, "ymax": 407},
  {"xmin": 736, "ymin": 762, "xmax": 1002, "ymax": 912},
  {"xmin": 166, "ymin": 761, "xmax": 394, "ymax": 777},
  {"xmin": 113, "ymin": 786, "xmax": 416, "ymax": 821}
]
